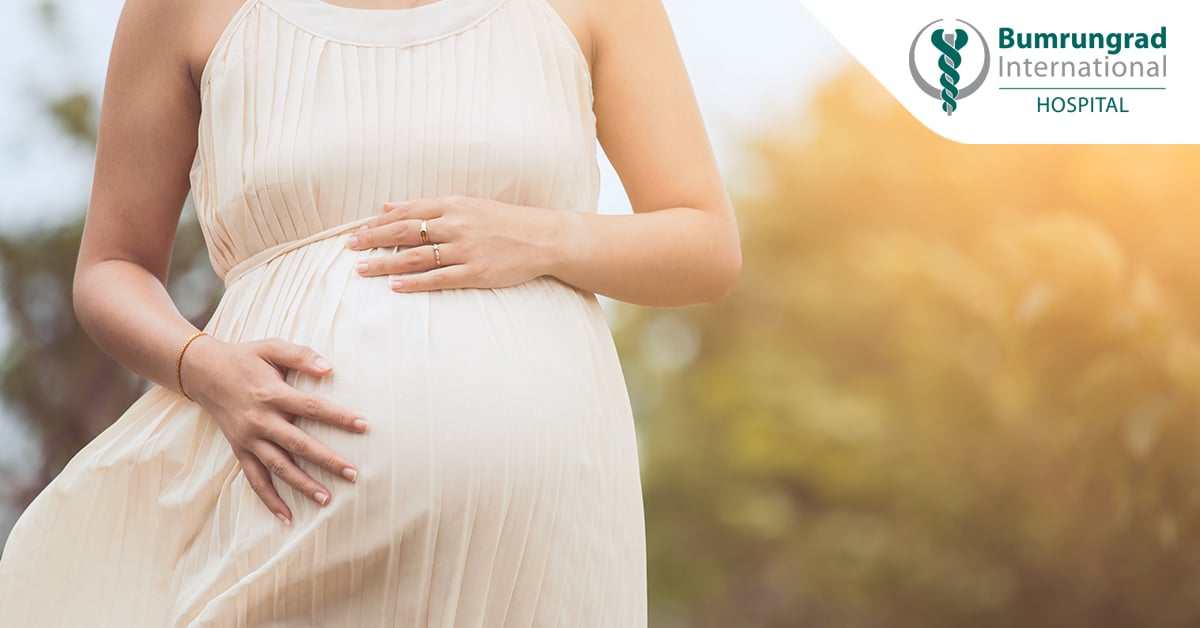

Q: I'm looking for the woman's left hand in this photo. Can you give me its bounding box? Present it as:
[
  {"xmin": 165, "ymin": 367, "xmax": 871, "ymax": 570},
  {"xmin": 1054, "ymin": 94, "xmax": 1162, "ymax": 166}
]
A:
[{"xmin": 347, "ymin": 195, "xmax": 563, "ymax": 292}]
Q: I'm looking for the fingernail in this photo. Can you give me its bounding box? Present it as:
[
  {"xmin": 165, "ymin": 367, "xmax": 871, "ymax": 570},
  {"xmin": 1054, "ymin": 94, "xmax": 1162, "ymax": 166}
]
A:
[
  {"xmin": 356, "ymin": 261, "xmax": 369, "ymax": 275},
  {"xmin": 276, "ymin": 512, "xmax": 291, "ymax": 525},
  {"xmin": 314, "ymin": 356, "xmax": 332, "ymax": 371},
  {"xmin": 352, "ymin": 418, "xmax": 369, "ymax": 431},
  {"xmin": 391, "ymin": 277, "xmax": 403, "ymax": 291},
  {"xmin": 342, "ymin": 467, "xmax": 358, "ymax": 482},
  {"xmin": 315, "ymin": 491, "xmax": 330, "ymax": 506},
  {"xmin": 347, "ymin": 235, "xmax": 359, "ymax": 248}
]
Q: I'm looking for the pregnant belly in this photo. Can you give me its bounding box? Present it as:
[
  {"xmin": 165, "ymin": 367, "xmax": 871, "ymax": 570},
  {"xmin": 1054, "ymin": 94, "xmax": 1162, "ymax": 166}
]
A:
[
  {"xmin": 165, "ymin": 232, "xmax": 644, "ymax": 624},
  {"xmin": 205, "ymin": 233, "xmax": 633, "ymax": 511}
]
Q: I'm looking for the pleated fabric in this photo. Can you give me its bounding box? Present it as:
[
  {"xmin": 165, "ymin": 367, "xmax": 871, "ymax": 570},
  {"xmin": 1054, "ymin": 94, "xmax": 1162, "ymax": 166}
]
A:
[{"xmin": 0, "ymin": 0, "xmax": 648, "ymax": 625}]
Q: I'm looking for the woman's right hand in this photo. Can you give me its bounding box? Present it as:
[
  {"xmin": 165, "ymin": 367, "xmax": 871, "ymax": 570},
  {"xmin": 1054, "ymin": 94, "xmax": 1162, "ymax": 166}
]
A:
[{"xmin": 178, "ymin": 336, "xmax": 368, "ymax": 524}]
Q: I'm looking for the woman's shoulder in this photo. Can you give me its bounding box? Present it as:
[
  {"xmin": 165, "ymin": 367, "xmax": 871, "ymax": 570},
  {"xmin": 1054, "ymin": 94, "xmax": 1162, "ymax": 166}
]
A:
[
  {"xmin": 553, "ymin": 0, "xmax": 675, "ymax": 73},
  {"xmin": 180, "ymin": 0, "xmax": 255, "ymax": 94}
]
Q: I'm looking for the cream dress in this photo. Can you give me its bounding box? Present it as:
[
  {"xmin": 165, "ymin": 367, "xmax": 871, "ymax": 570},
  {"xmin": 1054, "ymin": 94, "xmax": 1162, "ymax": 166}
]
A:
[{"xmin": 0, "ymin": 0, "xmax": 647, "ymax": 625}]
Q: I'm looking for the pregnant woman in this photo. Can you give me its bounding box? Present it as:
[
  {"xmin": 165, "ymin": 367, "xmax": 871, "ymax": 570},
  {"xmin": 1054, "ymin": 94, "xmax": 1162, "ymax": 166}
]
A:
[{"xmin": 0, "ymin": 0, "xmax": 740, "ymax": 624}]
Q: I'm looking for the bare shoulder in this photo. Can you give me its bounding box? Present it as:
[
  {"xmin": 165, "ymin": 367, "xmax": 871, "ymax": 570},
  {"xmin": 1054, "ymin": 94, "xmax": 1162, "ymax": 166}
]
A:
[
  {"xmin": 106, "ymin": 0, "xmax": 204, "ymax": 92},
  {"xmin": 107, "ymin": 0, "xmax": 251, "ymax": 96},
  {"xmin": 180, "ymin": 0, "xmax": 255, "ymax": 93},
  {"xmin": 574, "ymin": 0, "xmax": 675, "ymax": 52}
]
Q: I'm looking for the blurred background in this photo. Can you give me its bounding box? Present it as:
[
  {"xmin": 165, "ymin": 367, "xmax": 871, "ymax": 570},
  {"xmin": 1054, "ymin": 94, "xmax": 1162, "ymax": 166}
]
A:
[{"xmin": 4, "ymin": 1, "xmax": 1200, "ymax": 627}]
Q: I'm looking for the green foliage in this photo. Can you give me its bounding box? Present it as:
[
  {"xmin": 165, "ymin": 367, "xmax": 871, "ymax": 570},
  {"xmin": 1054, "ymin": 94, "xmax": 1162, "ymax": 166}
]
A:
[
  {"xmin": 618, "ymin": 67, "xmax": 1200, "ymax": 627},
  {"xmin": 50, "ymin": 91, "xmax": 96, "ymax": 144},
  {"xmin": 0, "ymin": 217, "xmax": 219, "ymax": 504}
]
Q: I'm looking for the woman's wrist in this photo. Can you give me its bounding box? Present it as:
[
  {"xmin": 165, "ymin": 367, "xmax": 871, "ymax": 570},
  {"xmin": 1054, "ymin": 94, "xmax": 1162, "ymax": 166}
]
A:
[
  {"xmin": 539, "ymin": 208, "xmax": 585, "ymax": 280},
  {"xmin": 178, "ymin": 333, "xmax": 224, "ymax": 403}
]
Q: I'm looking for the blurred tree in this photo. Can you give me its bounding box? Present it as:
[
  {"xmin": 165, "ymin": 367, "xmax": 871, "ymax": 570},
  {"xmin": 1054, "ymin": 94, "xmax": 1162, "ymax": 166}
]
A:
[
  {"xmin": 619, "ymin": 67, "xmax": 1200, "ymax": 628},
  {"xmin": 0, "ymin": 200, "xmax": 218, "ymax": 508}
]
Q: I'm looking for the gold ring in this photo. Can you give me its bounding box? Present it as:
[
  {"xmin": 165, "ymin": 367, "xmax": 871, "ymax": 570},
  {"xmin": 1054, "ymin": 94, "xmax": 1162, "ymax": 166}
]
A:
[
  {"xmin": 432, "ymin": 242, "xmax": 441, "ymax": 267},
  {"xmin": 419, "ymin": 219, "xmax": 429, "ymax": 245}
]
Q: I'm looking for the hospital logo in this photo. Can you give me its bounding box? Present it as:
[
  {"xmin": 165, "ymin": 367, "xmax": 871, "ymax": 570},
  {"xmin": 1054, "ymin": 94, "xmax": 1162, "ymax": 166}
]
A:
[{"xmin": 909, "ymin": 19, "xmax": 991, "ymax": 115}]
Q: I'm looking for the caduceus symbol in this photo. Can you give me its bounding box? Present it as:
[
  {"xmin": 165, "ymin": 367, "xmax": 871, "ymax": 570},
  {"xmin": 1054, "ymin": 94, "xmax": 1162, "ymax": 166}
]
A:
[{"xmin": 931, "ymin": 28, "xmax": 968, "ymax": 116}]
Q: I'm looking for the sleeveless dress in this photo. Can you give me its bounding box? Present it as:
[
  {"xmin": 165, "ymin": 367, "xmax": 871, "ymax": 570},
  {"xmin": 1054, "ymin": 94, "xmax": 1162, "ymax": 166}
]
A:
[{"xmin": 0, "ymin": 0, "xmax": 648, "ymax": 625}]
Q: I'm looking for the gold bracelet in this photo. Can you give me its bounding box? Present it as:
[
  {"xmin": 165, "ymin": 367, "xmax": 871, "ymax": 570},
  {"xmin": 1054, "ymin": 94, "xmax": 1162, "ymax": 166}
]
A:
[{"xmin": 176, "ymin": 331, "xmax": 208, "ymax": 402}]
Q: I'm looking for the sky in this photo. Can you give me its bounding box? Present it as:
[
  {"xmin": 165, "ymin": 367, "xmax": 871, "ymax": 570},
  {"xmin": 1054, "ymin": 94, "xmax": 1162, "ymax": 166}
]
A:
[{"xmin": 0, "ymin": 0, "xmax": 847, "ymax": 533}]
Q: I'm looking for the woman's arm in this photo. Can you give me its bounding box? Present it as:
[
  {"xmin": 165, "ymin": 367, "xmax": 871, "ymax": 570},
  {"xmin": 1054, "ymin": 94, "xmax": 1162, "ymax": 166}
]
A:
[
  {"xmin": 74, "ymin": 0, "xmax": 365, "ymax": 523},
  {"xmin": 75, "ymin": 0, "xmax": 209, "ymax": 386},
  {"xmin": 553, "ymin": 0, "xmax": 741, "ymax": 306},
  {"xmin": 349, "ymin": 0, "xmax": 741, "ymax": 307}
]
